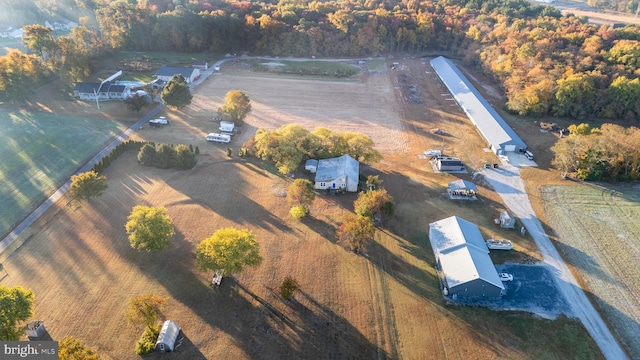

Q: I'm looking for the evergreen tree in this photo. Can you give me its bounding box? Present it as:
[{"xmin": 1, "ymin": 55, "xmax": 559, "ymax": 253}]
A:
[{"xmin": 161, "ymin": 74, "xmax": 192, "ymax": 109}]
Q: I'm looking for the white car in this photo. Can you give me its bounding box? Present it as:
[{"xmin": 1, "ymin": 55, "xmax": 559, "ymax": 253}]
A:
[{"xmin": 499, "ymin": 273, "xmax": 513, "ymax": 282}]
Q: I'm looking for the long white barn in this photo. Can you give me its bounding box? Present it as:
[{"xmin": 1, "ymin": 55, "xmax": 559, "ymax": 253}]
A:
[{"xmin": 430, "ymin": 56, "xmax": 527, "ymax": 155}]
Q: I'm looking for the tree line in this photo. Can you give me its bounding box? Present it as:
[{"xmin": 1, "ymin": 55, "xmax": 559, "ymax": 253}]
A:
[
  {"xmin": 551, "ymin": 123, "xmax": 640, "ymax": 181},
  {"xmin": 2, "ymin": 0, "xmax": 640, "ymax": 122}
]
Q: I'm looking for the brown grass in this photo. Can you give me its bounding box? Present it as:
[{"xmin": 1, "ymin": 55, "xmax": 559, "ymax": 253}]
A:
[{"xmin": 0, "ymin": 57, "xmax": 602, "ymax": 360}]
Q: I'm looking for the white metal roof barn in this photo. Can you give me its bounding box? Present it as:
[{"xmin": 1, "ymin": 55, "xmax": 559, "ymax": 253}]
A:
[
  {"xmin": 430, "ymin": 56, "xmax": 527, "ymax": 155},
  {"xmin": 429, "ymin": 216, "xmax": 504, "ymax": 298}
]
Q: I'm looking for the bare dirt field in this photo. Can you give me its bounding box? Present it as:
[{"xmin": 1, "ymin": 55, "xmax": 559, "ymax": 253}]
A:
[{"xmin": 0, "ymin": 58, "xmax": 605, "ymax": 359}]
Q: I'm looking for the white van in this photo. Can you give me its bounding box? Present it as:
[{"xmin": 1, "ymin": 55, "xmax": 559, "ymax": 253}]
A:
[{"xmin": 206, "ymin": 133, "xmax": 231, "ymax": 143}]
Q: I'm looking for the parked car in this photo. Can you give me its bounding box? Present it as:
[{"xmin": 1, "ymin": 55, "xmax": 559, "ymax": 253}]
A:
[{"xmin": 499, "ymin": 273, "xmax": 513, "ymax": 282}]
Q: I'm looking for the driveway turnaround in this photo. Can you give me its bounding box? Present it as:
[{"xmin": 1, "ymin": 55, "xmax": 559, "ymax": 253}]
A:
[{"xmin": 482, "ymin": 159, "xmax": 628, "ymax": 360}]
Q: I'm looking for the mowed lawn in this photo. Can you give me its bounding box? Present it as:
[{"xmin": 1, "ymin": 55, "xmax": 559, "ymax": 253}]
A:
[
  {"xmin": 0, "ymin": 110, "xmax": 126, "ymax": 236},
  {"xmin": 542, "ymin": 183, "xmax": 640, "ymax": 356}
]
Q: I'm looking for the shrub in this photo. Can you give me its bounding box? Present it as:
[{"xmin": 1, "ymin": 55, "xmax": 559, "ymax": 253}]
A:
[
  {"xmin": 226, "ymin": 148, "xmax": 233, "ymax": 157},
  {"xmin": 280, "ymin": 276, "xmax": 299, "ymax": 300},
  {"xmin": 135, "ymin": 324, "xmax": 160, "ymax": 355},
  {"xmin": 289, "ymin": 205, "xmax": 308, "ymax": 219}
]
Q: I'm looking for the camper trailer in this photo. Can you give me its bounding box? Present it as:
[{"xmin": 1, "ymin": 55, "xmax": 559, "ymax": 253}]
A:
[
  {"xmin": 206, "ymin": 133, "xmax": 231, "ymax": 143},
  {"xmin": 156, "ymin": 320, "xmax": 181, "ymax": 353}
]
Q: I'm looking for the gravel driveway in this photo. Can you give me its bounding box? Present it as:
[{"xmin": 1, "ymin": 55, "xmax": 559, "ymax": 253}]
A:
[{"xmin": 481, "ymin": 156, "xmax": 628, "ymax": 360}]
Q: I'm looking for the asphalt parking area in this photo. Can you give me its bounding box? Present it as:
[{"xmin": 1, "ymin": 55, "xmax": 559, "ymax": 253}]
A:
[{"xmin": 492, "ymin": 263, "xmax": 572, "ymax": 319}]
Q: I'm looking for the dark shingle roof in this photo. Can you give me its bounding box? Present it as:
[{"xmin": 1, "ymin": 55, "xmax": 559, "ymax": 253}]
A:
[{"xmin": 73, "ymin": 82, "xmax": 101, "ymax": 94}]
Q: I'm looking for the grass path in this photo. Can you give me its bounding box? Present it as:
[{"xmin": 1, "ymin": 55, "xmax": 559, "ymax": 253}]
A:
[{"xmin": 542, "ymin": 184, "xmax": 640, "ymax": 356}]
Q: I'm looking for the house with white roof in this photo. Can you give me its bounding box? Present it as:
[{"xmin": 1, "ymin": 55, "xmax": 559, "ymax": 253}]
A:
[
  {"xmin": 313, "ymin": 154, "xmax": 359, "ymax": 192},
  {"xmin": 429, "ymin": 215, "xmax": 504, "ymax": 298},
  {"xmin": 154, "ymin": 66, "xmax": 200, "ymax": 84},
  {"xmin": 430, "ymin": 56, "xmax": 527, "ymax": 155}
]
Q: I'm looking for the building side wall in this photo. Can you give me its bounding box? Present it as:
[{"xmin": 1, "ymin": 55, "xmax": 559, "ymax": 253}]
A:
[{"xmin": 448, "ymin": 278, "xmax": 502, "ymax": 297}]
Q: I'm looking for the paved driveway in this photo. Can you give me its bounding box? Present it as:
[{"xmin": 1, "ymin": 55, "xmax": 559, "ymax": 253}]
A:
[{"xmin": 481, "ymin": 157, "xmax": 628, "ymax": 360}]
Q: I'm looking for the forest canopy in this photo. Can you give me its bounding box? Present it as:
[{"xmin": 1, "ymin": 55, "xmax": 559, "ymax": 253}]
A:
[{"xmin": 1, "ymin": 0, "xmax": 640, "ymax": 122}]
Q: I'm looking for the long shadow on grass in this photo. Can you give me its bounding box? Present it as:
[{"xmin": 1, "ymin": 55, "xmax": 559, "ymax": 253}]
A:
[
  {"xmin": 580, "ymin": 287, "xmax": 638, "ymax": 358},
  {"xmin": 239, "ymin": 285, "xmax": 386, "ymax": 359},
  {"xmin": 163, "ymin": 160, "xmax": 292, "ymax": 233}
]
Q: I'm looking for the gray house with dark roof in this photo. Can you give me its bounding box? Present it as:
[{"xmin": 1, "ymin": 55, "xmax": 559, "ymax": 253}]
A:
[
  {"xmin": 73, "ymin": 81, "xmax": 129, "ymax": 101},
  {"xmin": 430, "ymin": 56, "xmax": 527, "ymax": 155}
]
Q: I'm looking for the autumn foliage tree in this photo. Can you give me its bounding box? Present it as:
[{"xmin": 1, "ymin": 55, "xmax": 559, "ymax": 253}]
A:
[
  {"xmin": 337, "ymin": 214, "xmax": 375, "ymax": 253},
  {"xmin": 69, "ymin": 171, "xmax": 108, "ymax": 202},
  {"xmin": 125, "ymin": 293, "xmax": 166, "ymax": 328},
  {"xmin": 125, "ymin": 206, "xmax": 175, "ymax": 252},
  {"xmin": 287, "ymin": 179, "xmax": 316, "ymax": 218},
  {"xmin": 59, "ymin": 336, "xmax": 102, "ymax": 360},
  {"xmin": 196, "ymin": 228, "xmax": 263, "ymax": 277},
  {"xmin": 219, "ymin": 90, "xmax": 251, "ymax": 124},
  {"xmin": 0, "ymin": 286, "xmax": 35, "ymax": 340}
]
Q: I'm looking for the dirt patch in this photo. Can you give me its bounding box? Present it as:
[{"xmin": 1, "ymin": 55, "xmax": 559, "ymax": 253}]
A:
[{"xmin": 1, "ymin": 58, "xmax": 594, "ymax": 359}]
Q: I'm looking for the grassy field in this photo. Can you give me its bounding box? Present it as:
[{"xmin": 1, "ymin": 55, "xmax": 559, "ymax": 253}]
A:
[
  {"xmin": 0, "ymin": 110, "xmax": 126, "ymax": 236},
  {"xmin": 0, "ymin": 57, "xmax": 605, "ymax": 359},
  {"xmin": 541, "ymin": 183, "xmax": 640, "ymax": 356}
]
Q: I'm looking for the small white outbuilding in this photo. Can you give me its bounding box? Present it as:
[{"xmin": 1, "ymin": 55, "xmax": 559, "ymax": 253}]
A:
[
  {"xmin": 156, "ymin": 320, "xmax": 181, "ymax": 353},
  {"xmin": 499, "ymin": 211, "xmax": 516, "ymax": 229},
  {"xmin": 305, "ymin": 159, "xmax": 318, "ymax": 173}
]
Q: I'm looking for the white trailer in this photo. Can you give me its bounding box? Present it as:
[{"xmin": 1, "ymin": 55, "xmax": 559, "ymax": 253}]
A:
[
  {"xmin": 206, "ymin": 133, "xmax": 231, "ymax": 143},
  {"xmin": 219, "ymin": 121, "xmax": 235, "ymax": 133}
]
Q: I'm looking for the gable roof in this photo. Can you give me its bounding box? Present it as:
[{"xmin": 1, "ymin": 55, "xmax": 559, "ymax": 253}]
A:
[
  {"xmin": 429, "ymin": 216, "xmax": 503, "ymax": 291},
  {"xmin": 155, "ymin": 66, "xmax": 197, "ymax": 79},
  {"xmin": 314, "ymin": 154, "xmax": 359, "ymax": 183},
  {"xmin": 430, "ymin": 56, "xmax": 526, "ymax": 152},
  {"xmin": 448, "ymin": 179, "xmax": 477, "ymax": 191},
  {"xmin": 429, "ymin": 215, "xmax": 488, "ymax": 255},
  {"xmin": 73, "ymin": 82, "xmax": 101, "ymax": 94},
  {"xmin": 438, "ymin": 246, "xmax": 504, "ymax": 290},
  {"xmin": 108, "ymin": 84, "xmax": 126, "ymax": 93}
]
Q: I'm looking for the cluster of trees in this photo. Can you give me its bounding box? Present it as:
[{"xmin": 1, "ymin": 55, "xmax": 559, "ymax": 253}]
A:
[
  {"xmin": 125, "ymin": 292, "xmax": 167, "ymax": 355},
  {"xmin": 287, "ymin": 178, "xmax": 316, "ymax": 219},
  {"xmin": 3, "ymin": 0, "xmax": 640, "ymax": 122},
  {"xmin": 247, "ymin": 124, "xmax": 381, "ymax": 175},
  {"xmin": 138, "ymin": 143, "xmax": 198, "ymax": 170},
  {"xmin": 338, "ymin": 176, "xmax": 394, "ymax": 252},
  {"xmin": 92, "ymin": 140, "xmax": 149, "ymax": 174},
  {"xmin": 474, "ymin": 15, "xmax": 640, "ymax": 120},
  {"xmin": 551, "ymin": 123, "xmax": 640, "ymax": 181}
]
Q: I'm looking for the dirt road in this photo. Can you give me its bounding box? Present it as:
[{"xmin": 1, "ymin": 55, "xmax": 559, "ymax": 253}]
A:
[{"xmin": 481, "ymin": 158, "xmax": 629, "ymax": 360}]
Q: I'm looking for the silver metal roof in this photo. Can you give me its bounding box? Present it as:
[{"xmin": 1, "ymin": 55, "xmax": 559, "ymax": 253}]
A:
[
  {"xmin": 430, "ymin": 56, "xmax": 526, "ymax": 153},
  {"xmin": 429, "ymin": 216, "xmax": 503, "ymax": 290},
  {"xmin": 314, "ymin": 155, "xmax": 359, "ymax": 183}
]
